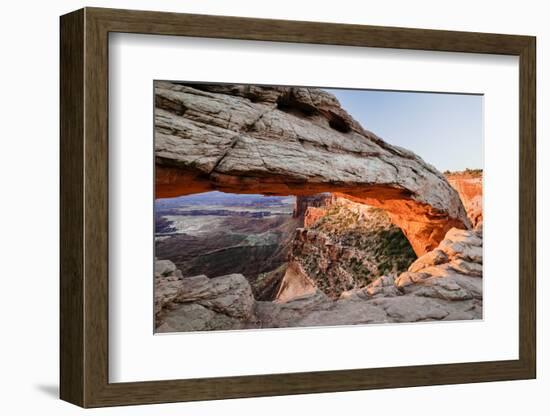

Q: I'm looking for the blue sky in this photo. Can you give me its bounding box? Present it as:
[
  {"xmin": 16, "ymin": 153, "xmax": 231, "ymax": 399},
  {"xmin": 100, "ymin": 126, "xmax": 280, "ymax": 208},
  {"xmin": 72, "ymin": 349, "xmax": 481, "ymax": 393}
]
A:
[{"xmin": 327, "ymin": 89, "xmax": 483, "ymax": 172}]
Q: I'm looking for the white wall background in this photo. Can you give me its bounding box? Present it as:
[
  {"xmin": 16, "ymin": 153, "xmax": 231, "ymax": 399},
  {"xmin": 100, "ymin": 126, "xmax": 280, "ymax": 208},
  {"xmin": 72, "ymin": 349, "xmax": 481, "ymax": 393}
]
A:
[{"xmin": 0, "ymin": 0, "xmax": 545, "ymax": 414}]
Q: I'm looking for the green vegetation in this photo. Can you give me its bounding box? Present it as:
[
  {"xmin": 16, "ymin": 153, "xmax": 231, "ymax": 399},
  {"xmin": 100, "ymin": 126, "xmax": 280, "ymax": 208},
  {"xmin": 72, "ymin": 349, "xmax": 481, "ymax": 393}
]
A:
[
  {"xmin": 444, "ymin": 168, "xmax": 483, "ymax": 177},
  {"xmin": 295, "ymin": 201, "xmax": 417, "ymax": 298}
]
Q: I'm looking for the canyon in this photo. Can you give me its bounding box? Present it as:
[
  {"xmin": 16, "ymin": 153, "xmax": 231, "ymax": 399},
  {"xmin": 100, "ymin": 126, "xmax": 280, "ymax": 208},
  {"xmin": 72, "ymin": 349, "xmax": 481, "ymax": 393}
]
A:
[
  {"xmin": 276, "ymin": 196, "xmax": 416, "ymax": 301},
  {"xmin": 155, "ymin": 222, "xmax": 482, "ymax": 332},
  {"xmin": 445, "ymin": 170, "xmax": 483, "ymax": 227},
  {"xmin": 153, "ymin": 82, "xmax": 483, "ymax": 332},
  {"xmin": 155, "ymin": 192, "xmax": 299, "ymax": 300}
]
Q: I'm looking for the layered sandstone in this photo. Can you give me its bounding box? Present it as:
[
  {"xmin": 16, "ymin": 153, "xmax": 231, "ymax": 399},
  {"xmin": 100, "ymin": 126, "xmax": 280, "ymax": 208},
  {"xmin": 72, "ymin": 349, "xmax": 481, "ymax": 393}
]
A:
[
  {"xmin": 445, "ymin": 170, "xmax": 483, "ymax": 227},
  {"xmin": 304, "ymin": 207, "xmax": 327, "ymax": 228},
  {"xmin": 293, "ymin": 194, "xmax": 332, "ymax": 220},
  {"xmin": 154, "ymin": 82, "xmax": 470, "ymax": 255},
  {"xmin": 155, "ymin": 264, "xmax": 256, "ymax": 331}
]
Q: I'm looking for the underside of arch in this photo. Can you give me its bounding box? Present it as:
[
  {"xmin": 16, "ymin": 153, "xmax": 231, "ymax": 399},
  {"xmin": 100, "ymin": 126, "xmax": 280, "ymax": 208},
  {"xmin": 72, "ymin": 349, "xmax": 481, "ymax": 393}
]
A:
[{"xmin": 154, "ymin": 82, "xmax": 471, "ymax": 256}]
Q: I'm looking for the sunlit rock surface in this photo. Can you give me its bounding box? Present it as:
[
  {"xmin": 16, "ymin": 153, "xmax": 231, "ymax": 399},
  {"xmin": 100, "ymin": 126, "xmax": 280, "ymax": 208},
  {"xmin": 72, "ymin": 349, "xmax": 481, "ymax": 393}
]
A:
[
  {"xmin": 277, "ymin": 198, "xmax": 416, "ymax": 301},
  {"xmin": 446, "ymin": 170, "xmax": 483, "ymax": 227}
]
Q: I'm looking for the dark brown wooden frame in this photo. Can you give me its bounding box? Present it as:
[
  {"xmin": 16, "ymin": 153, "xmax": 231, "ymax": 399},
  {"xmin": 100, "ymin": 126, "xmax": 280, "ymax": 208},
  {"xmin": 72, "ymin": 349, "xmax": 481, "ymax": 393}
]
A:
[{"xmin": 60, "ymin": 7, "xmax": 536, "ymax": 408}]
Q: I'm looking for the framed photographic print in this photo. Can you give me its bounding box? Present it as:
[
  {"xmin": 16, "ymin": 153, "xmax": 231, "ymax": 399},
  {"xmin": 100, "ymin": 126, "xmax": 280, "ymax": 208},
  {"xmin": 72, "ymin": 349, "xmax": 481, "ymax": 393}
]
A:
[{"xmin": 60, "ymin": 7, "xmax": 536, "ymax": 408}]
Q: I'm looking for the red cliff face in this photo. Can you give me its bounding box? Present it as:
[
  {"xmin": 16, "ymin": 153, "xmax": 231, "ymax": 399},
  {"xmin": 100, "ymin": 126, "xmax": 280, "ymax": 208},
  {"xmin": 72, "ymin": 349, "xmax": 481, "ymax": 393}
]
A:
[
  {"xmin": 304, "ymin": 207, "xmax": 328, "ymax": 228},
  {"xmin": 293, "ymin": 194, "xmax": 333, "ymax": 219},
  {"xmin": 277, "ymin": 198, "xmax": 417, "ymax": 301},
  {"xmin": 445, "ymin": 171, "xmax": 483, "ymax": 228}
]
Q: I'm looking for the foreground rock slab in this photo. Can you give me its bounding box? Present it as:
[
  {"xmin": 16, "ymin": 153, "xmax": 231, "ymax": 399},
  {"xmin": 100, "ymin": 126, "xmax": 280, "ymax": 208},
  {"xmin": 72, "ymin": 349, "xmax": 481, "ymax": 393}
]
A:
[{"xmin": 155, "ymin": 225, "xmax": 482, "ymax": 332}]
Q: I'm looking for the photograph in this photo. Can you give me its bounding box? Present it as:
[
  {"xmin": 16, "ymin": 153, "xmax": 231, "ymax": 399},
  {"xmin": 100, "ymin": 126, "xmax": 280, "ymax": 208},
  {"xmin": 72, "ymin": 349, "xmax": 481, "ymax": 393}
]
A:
[
  {"xmin": 153, "ymin": 81, "xmax": 483, "ymax": 333},
  {"xmin": 50, "ymin": 4, "xmax": 539, "ymax": 410}
]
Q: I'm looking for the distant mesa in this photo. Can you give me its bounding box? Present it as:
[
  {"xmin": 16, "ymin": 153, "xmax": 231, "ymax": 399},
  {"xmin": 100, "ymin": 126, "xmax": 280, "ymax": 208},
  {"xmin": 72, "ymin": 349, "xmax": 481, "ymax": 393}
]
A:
[{"xmin": 445, "ymin": 169, "xmax": 483, "ymax": 227}]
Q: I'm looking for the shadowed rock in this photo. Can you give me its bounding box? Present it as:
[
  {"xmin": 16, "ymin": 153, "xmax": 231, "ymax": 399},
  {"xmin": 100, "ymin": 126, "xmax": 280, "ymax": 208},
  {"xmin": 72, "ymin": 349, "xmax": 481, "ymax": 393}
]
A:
[{"xmin": 155, "ymin": 223, "xmax": 483, "ymax": 332}]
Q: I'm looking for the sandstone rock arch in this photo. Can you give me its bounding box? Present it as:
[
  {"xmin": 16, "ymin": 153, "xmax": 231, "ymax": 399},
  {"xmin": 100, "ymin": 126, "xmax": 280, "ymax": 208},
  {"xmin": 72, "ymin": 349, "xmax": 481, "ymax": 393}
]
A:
[{"xmin": 154, "ymin": 81, "xmax": 470, "ymax": 255}]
